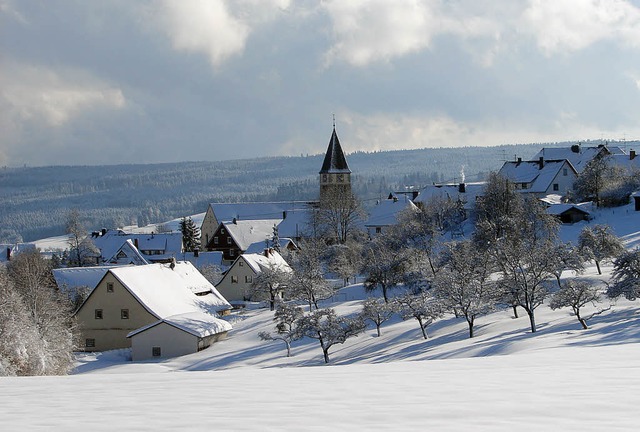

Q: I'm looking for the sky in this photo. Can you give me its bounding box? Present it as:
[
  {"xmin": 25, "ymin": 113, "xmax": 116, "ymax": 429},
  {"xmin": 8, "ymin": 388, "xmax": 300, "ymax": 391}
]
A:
[{"xmin": 3, "ymin": 0, "xmax": 640, "ymax": 167}]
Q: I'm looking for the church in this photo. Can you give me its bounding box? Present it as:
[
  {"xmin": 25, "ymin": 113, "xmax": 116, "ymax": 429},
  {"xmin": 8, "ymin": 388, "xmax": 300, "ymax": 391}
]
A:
[{"xmin": 199, "ymin": 126, "xmax": 352, "ymax": 257}]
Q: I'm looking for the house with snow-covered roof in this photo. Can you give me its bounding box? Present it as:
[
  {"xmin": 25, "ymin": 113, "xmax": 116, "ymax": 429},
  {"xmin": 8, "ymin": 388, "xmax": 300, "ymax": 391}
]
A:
[
  {"xmin": 365, "ymin": 196, "xmax": 418, "ymax": 237},
  {"xmin": 414, "ymin": 182, "xmax": 486, "ymax": 220},
  {"xmin": 205, "ymin": 219, "xmax": 283, "ymax": 263},
  {"xmin": 498, "ymin": 157, "xmax": 577, "ymax": 198},
  {"xmin": 215, "ymin": 249, "xmax": 291, "ymax": 304},
  {"xmin": 532, "ymin": 144, "xmax": 625, "ymax": 173},
  {"xmin": 75, "ymin": 261, "xmax": 231, "ymax": 354},
  {"xmin": 200, "ymin": 201, "xmax": 315, "ymax": 249},
  {"xmin": 92, "ymin": 229, "xmax": 183, "ymax": 264}
]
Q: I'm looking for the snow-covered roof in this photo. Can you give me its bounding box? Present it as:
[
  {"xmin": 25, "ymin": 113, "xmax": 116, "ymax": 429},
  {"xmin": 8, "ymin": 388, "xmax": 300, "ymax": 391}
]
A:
[
  {"xmin": 105, "ymin": 239, "xmax": 149, "ymax": 265},
  {"xmin": 208, "ymin": 201, "xmax": 314, "ymax": 225},
  {"xmin": 610, "ymin": 153, "xmax": 640, "ymax": 172},
  {"xmin": 53, "ymin": 266, "xmax": 121, "ymax": 292},
  {"xmin": 365, "ymin": 197, "xmax": 418, "ymax": 228},
  {"xmin": 181, "ymin": 251, "xmax": 225, "ymax": 269},
  {"xmin": 0, "ymin": 243, "xmax": 37, "ymax": 262},
  {"xmin": 532, "ymin": 145, "xmax": 624, "ymax": 173},
  {"xmin": 107, "ymin": 261, "xmax": 231, "ymax": 316},
  {"xmin": 241, "ymin": 250, "xmax": 292, "ymax": 275},
  {"xmin": 274, "ymin": 208, "xmax": 313, "ymax": 238},
  {"xmin": 127, "ymin": 311, "xmax": 232, "ymax": 338},
  {"xmin": 224, "ymin": 219, "xmax": 283, "ymax": 252},
  {"xmin": 498, "ymin": 159, "xmax": 573, "ymax": 193},
  {"xmin": 245, "ymin": 238, "xmax": 297, "ymax": 254},
  {"xmin": 414, "ymin": 182, "xmax": 485, "ymax": 210},
  {"xmin": 92, "ymin": 230, "xmax": 183, "ymax": 263},
  {"xmin": 546, "ymin": 203, "xmax": 591, "ymax": 216}
]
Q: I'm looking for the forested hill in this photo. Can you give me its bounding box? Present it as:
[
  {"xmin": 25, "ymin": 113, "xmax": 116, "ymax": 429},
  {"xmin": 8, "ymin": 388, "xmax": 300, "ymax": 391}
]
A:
[{"xmin": 0, "ymin": 142, "xmax": 583, "ymax": 242}]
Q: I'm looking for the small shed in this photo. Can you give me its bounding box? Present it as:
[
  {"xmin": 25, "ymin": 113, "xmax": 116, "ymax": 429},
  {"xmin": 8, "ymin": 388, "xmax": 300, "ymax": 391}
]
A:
[
  {"xmin": 127, "ymin": 311, "xmax": 231, "ymax": 361},
  {"xmin": 546, "ymin": 204, "xmax": 591, "ymax": 224}
]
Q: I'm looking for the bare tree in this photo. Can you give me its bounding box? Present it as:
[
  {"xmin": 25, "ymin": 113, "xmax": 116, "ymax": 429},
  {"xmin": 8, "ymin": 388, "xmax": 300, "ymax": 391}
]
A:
[
  {"xmin": 316, "ymin": 188, "xmax": 365, "ymax": 244},
  {"xmin": 361, "ymin": 236, "xmax": 407, "ymax": 303},
  {"xmin": 550, "ymin": 280, "xmax": 608, "ymax": 329},
  {"xmin": 287, "ymin": 240, "xmax": 334, "ymax": 310},
  {"xmin": 549, "ymin": 243, "xmax": 585, "ymax": 288},
  {"xmin": 65, "ymin": 209, "xmax": 97, "ymax": 267},
  {"xmin": 578, "ymin": 224, "xmax": 624, "ymax": 275},
  {"xmin": 4, "ymin": 250, "xmax": 76, "ymax": 375},
  {"xmin": 433, "ymin": 240, "xmax": 498, "ymax": 338},
  {"xmin": 359, "ymin": 298, "xmax": 395, "ymax": 337},
  {"xmin": 250, "ymin": 263, "xmax": 290, "ymax": 311},
  {"xmin": 608, "ymin": 249, "xmax": 640, "ymax": 300},
  {"xmin": 296, "ymin": 308, "xmax": 365, "ymax": 363},
  {"xmin": 394, "ymin": 291, "xmax": 443, "ymax": 340},
  {"xmin": 328, "ymin": 240, "xmax": 363, "ymax": 286},
  {"xmin": 258, "ymin": 302, "xmax": 304, "ymax": 357}
]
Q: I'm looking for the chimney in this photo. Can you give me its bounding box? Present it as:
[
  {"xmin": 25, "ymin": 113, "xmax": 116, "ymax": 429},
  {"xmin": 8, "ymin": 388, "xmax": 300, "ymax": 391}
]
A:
[
  {"xmin": 101, "ymin": 228, "xmax": 107, "ymax": 236},
  {"xmin": 571, "ymin": 144, "xmax": 580, "ymax": 153},
  {"xmin": 393, "ymin": 196, "xmax": 398, "ymax": 202},
  {"xmin": 264, "ymin": 248, "xmax": 270, "ymax": 258},
  {"xmin": 232, "ymin": 218, "xmax": 237, "ymax": 224},
  {"xmin": 458, "ymin": 183, "xmax": 466, "ymax": 193},
  {"xmin": 133, "ymin": 238, "xmax": 139, "ymax": 249},
  {"xmin": 194, "ymin": 249, "xmax": 199, "ymax": 258},
  {"xmin": 388, "ymin": 192, "xmax": 394, "ymax": 200},
  {"xmin": 539, "ymin": 156, "xmax": 544, "ymax": 169},
  {"xmin": 516, "ymin": 157, "xmax": 522, "ymax": 165},
  {"xmin": 6, "ymin": 247, "xmax": 10, "ymax": 261},
  {"xmin": 282, "ymin": 211, "xmax": 287, "ymax": 219},
  {"xmin": 631, "ymin": 150, "xmax": 636, "ymax": 160}
]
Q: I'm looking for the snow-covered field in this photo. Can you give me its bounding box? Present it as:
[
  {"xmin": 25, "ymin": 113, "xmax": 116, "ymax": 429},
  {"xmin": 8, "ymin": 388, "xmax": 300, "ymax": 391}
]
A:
[{"xmin": 3, "ymin": 204, "xmax": 640, "ymax": 430}]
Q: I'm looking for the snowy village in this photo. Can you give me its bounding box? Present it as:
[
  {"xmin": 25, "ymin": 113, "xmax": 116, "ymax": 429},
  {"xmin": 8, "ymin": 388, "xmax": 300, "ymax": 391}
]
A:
[
  {"xmin": 5, "ymin": 1, "xmax": 640, "ymax": 430},
  {"xmin": 3, "ymin": 127, "xmax": 640, "ymax": 429}
]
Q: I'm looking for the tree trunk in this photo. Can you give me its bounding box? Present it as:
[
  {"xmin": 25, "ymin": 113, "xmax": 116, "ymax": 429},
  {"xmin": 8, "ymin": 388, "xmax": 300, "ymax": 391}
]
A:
[
  {"xmin": 576, "ymin": 311, "xmax": 588, "ymax": 329},
  {"xmin": 322, "ymin": 347, "xmax": 330, "ymax": 363},
  {"xmin": 269, "ymin": 291, "xmax": 275, "ymax": 311},
  {"xmin": 376, "ymin": 324, "xmax": 381, "ymax": 337},
  {"xmin": 512, "ymin": 305, "xmax": 519, "ymax": 318},
  {"xmin": 595, "ymin": 260, "xmax": 602, "ymax": 275},
  {"xmin": 527, "ymin": 310, "xmax": 536, "ymax": 333},
  {"xmin": 417, "ymin": 317, "xmax": 428, "ymax": 339},
  {"xmin": 382, "ymin": 285, "xmax": 389, "ymax": 303},
  {"xmin": 285, "ymin": 340, "xmax": 291, "ymax": 357},
  {"xmin": 467, "ymin": 318, "xmax": 474, "ymax": 338}
]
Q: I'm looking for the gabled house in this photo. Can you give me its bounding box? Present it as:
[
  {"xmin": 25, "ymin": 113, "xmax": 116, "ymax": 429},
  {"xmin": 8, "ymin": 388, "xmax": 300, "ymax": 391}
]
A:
[
  {"xmin": 215, "ymin": 249, "xmax": 291, "ymax": 304},
  {"xmin": 205, "ymin": 219, "xmax": 283, "ymax": 263},
  {"xmin": 74, "ymin": 261, "xmax": 231, "ymax": 353},
  {"xmin": 92, "ymin": 229, "xmax": 183, "ymax": 264},
  {"xmin": 365, "ymin": 196, "xmax": 418, "ymax": 237},
  {"xmin": 498, "ymin": 158, "xmax": 578, "ymax": 197},
  {"xmin": 414, "ymin": 182, "xmax": 486, "ymax": 220},
  {"xmin": 200, "ymin": 201, "xmax": 315, "ymax": 248},
  {"xmin": 1, "ymin": 243, "xmax": 37, "ymax": 263},
  {"xmin": 532, "ymin": 144, "xmax": 625, "ymax": 173},
  {"xmin": 546, "ymin": 203, "xmax": 592, "ymax": 224},
  {"xmin": 105, "ymin": 239, "xmax": 149, "ymax": 265}
]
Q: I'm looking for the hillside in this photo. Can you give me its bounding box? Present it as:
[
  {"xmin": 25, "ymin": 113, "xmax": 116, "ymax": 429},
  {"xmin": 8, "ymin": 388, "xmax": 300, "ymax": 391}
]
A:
[
  {"xmin": 1, "ymin": 142, "xmax": 571, "ymax": 242},
  {"xmin": 2, "ymin": 204, "xmax": 640, "ymax": 430}
]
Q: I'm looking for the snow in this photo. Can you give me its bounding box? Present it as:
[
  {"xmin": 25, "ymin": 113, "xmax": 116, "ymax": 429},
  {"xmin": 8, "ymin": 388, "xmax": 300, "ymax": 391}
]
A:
[
  {"xmin": 241, "ymin": 250, "xmax": 292, "ymax": 274},
  {"xmin": 224, "ymin": 219, "xmax": 283, "ymax": 251},
  {"xmin": 365, "ymin": 197, "xmax": 417, "ymax": 228},
  {"xmin": 127, "ymin": 311, "xmax": 232, "ymax": 338},
  {"xmin": 498, "ymin": 159, "xmax": 568, "ymax": 192},
  {"xmin": 53, "ymin": 266, "xmax": 120, "ymax": 292},
  {"xmin": 5, "ymin": 204, "xmax": 640, "ymax": 430},
  {"xmin": 108, "ymin": 261, "xmax": 230, "ymax": 315}
]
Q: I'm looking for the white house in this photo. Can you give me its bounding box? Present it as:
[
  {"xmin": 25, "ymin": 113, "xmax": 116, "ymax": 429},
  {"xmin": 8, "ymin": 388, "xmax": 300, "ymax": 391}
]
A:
[
  {"xmin": 414, "ymin": 182, "xmax": 486, "ymax": 220},
  {"xmin": 365, "ymin": 196, "xmax": 418, "ymax": 237},
  {"xmin": 498, "ymin": 158, "xmax": 578, "ymax": 197},
  {"xmin": 215, "ymin": 249, "xmax": 291, "ymax": 304},
  {"xmin": 92, "ymin": 229, "xmax": 183, "ymax": 264},
  {"xmin": 74, "ymin": 261, "xmax": 231, "ymax": 356}
]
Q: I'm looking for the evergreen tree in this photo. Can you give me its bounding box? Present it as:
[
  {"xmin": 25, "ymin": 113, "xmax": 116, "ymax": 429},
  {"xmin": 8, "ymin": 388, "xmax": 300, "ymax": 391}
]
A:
[{"xmin": 180, "ymin": 216, "xmax": 201, "ymax": 253}]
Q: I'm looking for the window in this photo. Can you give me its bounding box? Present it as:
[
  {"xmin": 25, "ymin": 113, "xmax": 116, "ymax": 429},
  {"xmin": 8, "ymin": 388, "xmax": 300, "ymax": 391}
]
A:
[
  {"xmin": 221, "ymin": 228, "xmax": 225, "ymax": 235},
  {"xmin": 337, "ymin": 174, "xmax": 344, "ymax": 183},
  {"xmin": 230, "ymin": 249, "xmax": 235, "ymax": 257},
  {"xmin": 121, "ymin": 309, "xmax": 129, "ymax": 319},
  {"xmin": 152, "ymin": 347, "xmax": 161, "ymax": 357},
  {"xmin": 245, "ymin": 275, "xmax": 253, "ymax": 283},
  {"xmin": 375, "ymin": 227, "xmax": 382, "ymax": 234},
  {"xmin": 95, "ymin": 309, "xmax": 103, "ymax": 319},
  {"xmin": 553, "ymin": 183, "xmax": 559, "ymax": 191},
  {"xmin": 106, "ymin": 282, "xmax": 114, "ymax": 293},
  {"xmin": 227, "ymin": 237, "xmax": 232, "ymax": 245},
  {"xmin": 231, "ymin": 275, "xmax": 238, "ymax": 283},
  {"xmin": 563, "ymin": 168, "xmax": 568, "ymax": 176},
  {"xmin": 214, "ymin": 237, "xmax": 219, "ymax": 245},
  {"xmin": 85, "ymin": 338, "xmax": 95, "ymax": 348},
  {"xmin": 521, "ymin": 182, "xmax": 528, "ymax": 189},
  {"xmin": 239, "ymin": 261, "xmax": 244, "ymax": 267}
]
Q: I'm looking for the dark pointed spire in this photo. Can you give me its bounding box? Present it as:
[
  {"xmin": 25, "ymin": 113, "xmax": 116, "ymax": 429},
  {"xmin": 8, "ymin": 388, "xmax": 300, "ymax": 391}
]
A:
[{"xmin": 319, "ymin": 126, "xmax": 351, "ymax": 174}]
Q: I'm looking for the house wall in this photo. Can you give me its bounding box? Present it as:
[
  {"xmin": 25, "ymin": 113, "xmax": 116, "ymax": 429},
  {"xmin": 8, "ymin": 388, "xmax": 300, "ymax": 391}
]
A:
[
  {"xmin": 76, "ymin": 273, "xmax": 156, "ymax": 352},
  {"xmin": 200, "ymin": 206, "xmax": 218, "ymax": 251},
  {"xmin": 544, "ymin": 164, "xmax": 577, "ymax": 196},
  {"xmin": 215, "ymin": 257, "xmax": 257, "ymax": 302},
  {"xmin": 130, "ymin": 323, "xmax": 198, "ymax": 361}
]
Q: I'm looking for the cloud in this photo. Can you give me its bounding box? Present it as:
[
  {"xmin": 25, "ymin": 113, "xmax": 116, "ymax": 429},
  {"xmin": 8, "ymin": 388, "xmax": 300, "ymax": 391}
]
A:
[
  {"xmin": 522, "ymin": 0, "xmax": 640, "ymax": 55},
  {"xmin": 0, "ymin": 63, "xmax": 126, "ymax": 127}
]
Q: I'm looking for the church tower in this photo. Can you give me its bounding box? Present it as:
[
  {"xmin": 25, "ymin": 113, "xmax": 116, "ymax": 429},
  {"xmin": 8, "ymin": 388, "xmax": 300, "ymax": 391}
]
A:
[{"xmin": 319, "ymin": 125, "xmax": 351, "ymax": 205}]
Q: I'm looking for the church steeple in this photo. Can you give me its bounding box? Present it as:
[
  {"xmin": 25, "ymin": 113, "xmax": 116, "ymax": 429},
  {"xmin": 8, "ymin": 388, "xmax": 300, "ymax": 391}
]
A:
[
  {"xmin": 319, "ymin": 127, "xmax": 351, "ymax": 175},
  {"xmin": 319, "ymin": 125, "xmax": 351, "ymax": 204}
]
